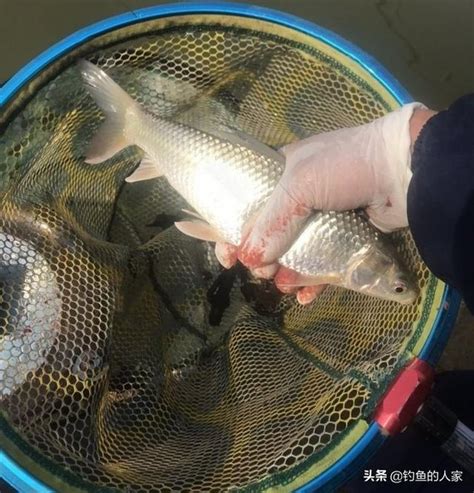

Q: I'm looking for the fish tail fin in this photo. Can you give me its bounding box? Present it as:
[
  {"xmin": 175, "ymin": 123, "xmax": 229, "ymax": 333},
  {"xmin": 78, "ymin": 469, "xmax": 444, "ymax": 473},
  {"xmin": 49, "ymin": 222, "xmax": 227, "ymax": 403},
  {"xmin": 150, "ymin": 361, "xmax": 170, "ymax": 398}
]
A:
[{"xmin": 79, "ymin": 59, "xmax": 140, "ymax": 164}]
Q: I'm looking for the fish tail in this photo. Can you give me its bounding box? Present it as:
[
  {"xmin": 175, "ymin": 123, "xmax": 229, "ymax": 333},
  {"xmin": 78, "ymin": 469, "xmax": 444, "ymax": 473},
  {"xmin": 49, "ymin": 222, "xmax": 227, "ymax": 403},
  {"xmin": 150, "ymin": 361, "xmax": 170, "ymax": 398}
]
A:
[{"xmin": 79, "ymin": 60, "xmax": 140, "ymax": 164}]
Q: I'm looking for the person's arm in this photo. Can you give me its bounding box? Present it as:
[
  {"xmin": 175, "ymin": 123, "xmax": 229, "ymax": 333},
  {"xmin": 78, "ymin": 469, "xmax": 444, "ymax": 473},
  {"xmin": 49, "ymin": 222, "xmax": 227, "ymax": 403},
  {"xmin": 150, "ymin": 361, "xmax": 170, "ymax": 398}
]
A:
[{"xmin": 408, "ymin": 94, "xmax": 474, "ymax": 312}]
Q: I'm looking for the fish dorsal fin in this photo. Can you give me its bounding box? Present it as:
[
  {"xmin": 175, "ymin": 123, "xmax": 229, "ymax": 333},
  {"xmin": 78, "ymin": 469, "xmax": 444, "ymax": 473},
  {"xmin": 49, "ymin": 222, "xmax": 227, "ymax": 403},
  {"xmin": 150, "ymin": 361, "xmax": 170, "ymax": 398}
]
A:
[
  {"xmin": 196, "ymin": 122, "xmax": 285, "ymax": 164},
  {"xmin": 224, "ymin": 127, "xmax": 285, "ymax": 164},
  {"xmin": 125, "ymin": 153, "xmax": 162, "ymax": 183},
  {"xmin": 175, "ymin": 220, "xmax": 224, "ymax": 243}
]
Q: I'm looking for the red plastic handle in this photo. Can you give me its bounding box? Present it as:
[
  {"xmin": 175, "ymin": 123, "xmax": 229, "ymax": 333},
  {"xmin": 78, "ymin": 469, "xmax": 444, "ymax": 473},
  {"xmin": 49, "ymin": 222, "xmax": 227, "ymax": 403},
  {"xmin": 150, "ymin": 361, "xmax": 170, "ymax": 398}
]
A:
[{"xmin": 373, "ymin": 358, "xmax": 435, "ymax": 435}]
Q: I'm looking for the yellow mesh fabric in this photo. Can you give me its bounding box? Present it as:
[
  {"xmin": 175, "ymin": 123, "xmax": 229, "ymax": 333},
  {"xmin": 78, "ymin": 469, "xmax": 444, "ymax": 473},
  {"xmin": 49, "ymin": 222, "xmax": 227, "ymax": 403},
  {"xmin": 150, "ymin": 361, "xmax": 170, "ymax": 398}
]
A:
[{"xmin": 0, "ymin": 15, "xmax": 440, "ymax": 492}]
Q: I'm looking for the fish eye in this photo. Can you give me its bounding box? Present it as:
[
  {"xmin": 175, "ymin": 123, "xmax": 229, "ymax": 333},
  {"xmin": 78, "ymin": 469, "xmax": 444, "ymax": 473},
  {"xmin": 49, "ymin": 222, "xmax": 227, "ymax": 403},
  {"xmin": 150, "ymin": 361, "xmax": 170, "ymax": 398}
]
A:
[{"xmin": 394, "ymin": 282, "xmax": 406, "ymax": 294}]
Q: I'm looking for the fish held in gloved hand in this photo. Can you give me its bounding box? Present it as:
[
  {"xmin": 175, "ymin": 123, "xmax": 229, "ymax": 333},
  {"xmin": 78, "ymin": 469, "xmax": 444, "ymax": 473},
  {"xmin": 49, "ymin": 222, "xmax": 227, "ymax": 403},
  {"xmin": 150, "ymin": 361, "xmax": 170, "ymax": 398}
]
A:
[{"xmin": 79, "ymin": 60, "xmax": 418, "ymax": 305}]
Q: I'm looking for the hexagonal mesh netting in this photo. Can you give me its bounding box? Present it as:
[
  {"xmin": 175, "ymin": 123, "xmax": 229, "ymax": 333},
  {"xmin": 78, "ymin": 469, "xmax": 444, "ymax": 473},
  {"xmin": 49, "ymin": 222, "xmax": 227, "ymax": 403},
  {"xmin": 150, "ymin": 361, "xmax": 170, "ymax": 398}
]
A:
[{"xmin": 0, "ymin": 13, "xmax": 441, "ymax": 493}]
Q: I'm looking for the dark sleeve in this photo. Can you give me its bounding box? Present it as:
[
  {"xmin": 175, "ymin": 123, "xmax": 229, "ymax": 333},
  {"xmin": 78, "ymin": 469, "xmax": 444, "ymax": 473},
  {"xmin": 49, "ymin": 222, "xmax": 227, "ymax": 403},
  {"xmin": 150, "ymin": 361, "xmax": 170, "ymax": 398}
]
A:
[{"xmin": 407, "ymin": 94, "xmax": 474, "ymax": 313}]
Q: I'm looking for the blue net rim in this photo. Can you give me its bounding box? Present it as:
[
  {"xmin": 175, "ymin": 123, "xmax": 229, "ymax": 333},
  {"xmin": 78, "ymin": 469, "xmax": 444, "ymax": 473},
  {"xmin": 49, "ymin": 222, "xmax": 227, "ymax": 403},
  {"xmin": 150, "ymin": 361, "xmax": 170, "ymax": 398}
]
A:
[{"xmin": 0, "ymin": 2, "xmax": 414, "ymax": 107}]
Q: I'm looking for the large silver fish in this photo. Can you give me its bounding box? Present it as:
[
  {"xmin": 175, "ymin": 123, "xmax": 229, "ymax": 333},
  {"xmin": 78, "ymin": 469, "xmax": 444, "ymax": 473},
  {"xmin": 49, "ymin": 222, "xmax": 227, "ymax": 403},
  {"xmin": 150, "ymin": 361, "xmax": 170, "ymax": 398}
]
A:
[{"xmin": 79, "ymin": 61, "xmax": 418, "ymax": 304}]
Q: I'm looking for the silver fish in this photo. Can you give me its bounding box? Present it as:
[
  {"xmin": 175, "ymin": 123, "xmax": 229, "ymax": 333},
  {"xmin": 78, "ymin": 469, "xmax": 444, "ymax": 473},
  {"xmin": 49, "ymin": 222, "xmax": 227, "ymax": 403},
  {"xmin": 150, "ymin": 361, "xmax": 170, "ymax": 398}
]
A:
[
  {"xmin": 79, "ymin": 61, "xmax": 417, "ymax": 304},
  {"xmin": 0, "ymin": 229, "xmax": 62, "ymax": 397},
  {"xmin": 279, "ymin": 211, "xmax": 417, "ymax": 303}
]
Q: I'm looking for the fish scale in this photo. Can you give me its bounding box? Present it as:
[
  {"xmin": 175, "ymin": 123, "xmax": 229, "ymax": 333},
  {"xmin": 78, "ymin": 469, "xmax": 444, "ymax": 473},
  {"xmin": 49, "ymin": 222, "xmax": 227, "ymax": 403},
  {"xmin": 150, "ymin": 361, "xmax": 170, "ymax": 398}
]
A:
[{"xmin": 280, "ymin": 210, "xmax": 381, "ymax": 277}]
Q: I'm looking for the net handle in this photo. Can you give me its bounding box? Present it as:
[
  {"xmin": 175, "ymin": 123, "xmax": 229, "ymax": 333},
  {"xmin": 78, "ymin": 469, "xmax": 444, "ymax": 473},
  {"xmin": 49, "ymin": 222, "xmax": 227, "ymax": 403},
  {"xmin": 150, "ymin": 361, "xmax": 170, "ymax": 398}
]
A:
[{"xmin": 414, "ymin": 395, "xmax": 474, "ymax": 474}]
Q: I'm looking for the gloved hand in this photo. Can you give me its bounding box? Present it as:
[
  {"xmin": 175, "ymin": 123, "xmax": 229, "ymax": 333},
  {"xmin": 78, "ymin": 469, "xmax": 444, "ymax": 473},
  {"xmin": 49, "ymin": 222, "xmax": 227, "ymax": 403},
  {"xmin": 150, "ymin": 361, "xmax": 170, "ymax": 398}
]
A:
[{"xmin": 238, "ymin": 103, "xmax": 435, "ymax": 304}]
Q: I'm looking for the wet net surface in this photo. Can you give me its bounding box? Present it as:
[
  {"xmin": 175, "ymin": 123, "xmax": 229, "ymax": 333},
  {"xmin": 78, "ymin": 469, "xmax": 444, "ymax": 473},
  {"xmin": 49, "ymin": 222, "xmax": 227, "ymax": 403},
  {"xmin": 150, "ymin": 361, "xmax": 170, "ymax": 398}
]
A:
[{"xmin": 0, "ymin": 19, "xmax": 436, "ymax": 492}]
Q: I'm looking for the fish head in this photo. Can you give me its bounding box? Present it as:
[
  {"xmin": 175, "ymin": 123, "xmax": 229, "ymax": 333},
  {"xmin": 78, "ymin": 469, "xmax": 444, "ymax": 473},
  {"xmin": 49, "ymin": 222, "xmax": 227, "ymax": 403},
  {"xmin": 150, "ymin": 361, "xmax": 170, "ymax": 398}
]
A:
[{"xmin": 346, "ymin": 245, "xmax": 418, "ymax": 305}]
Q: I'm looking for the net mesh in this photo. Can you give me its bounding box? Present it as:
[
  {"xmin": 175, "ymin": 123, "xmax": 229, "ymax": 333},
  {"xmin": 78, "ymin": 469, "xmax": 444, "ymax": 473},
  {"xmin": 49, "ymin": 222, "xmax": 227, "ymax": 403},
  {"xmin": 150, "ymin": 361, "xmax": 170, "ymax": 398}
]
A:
[{"xmin": 0, "ymin": 18, "xmax": 436, "ymax": 492}]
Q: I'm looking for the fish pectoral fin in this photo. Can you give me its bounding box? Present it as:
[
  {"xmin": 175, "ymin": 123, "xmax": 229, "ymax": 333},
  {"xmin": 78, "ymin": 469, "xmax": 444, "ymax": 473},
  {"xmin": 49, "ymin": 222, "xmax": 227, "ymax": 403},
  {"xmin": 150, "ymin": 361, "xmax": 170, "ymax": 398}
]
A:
[
  {"xmin": 212, "ymin": 126, "xmax": 285, "ymax": 165},
  {"xmin": 275, "ymin": 267, "xmax": 341, "ymax": 290},
  {"xmin": 125, "ymin": 153, "xmax": 162, "ymax": 183},
  {"xmin": 175, "ymin": 220, "xmax": 224, "ymax": 243}
]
